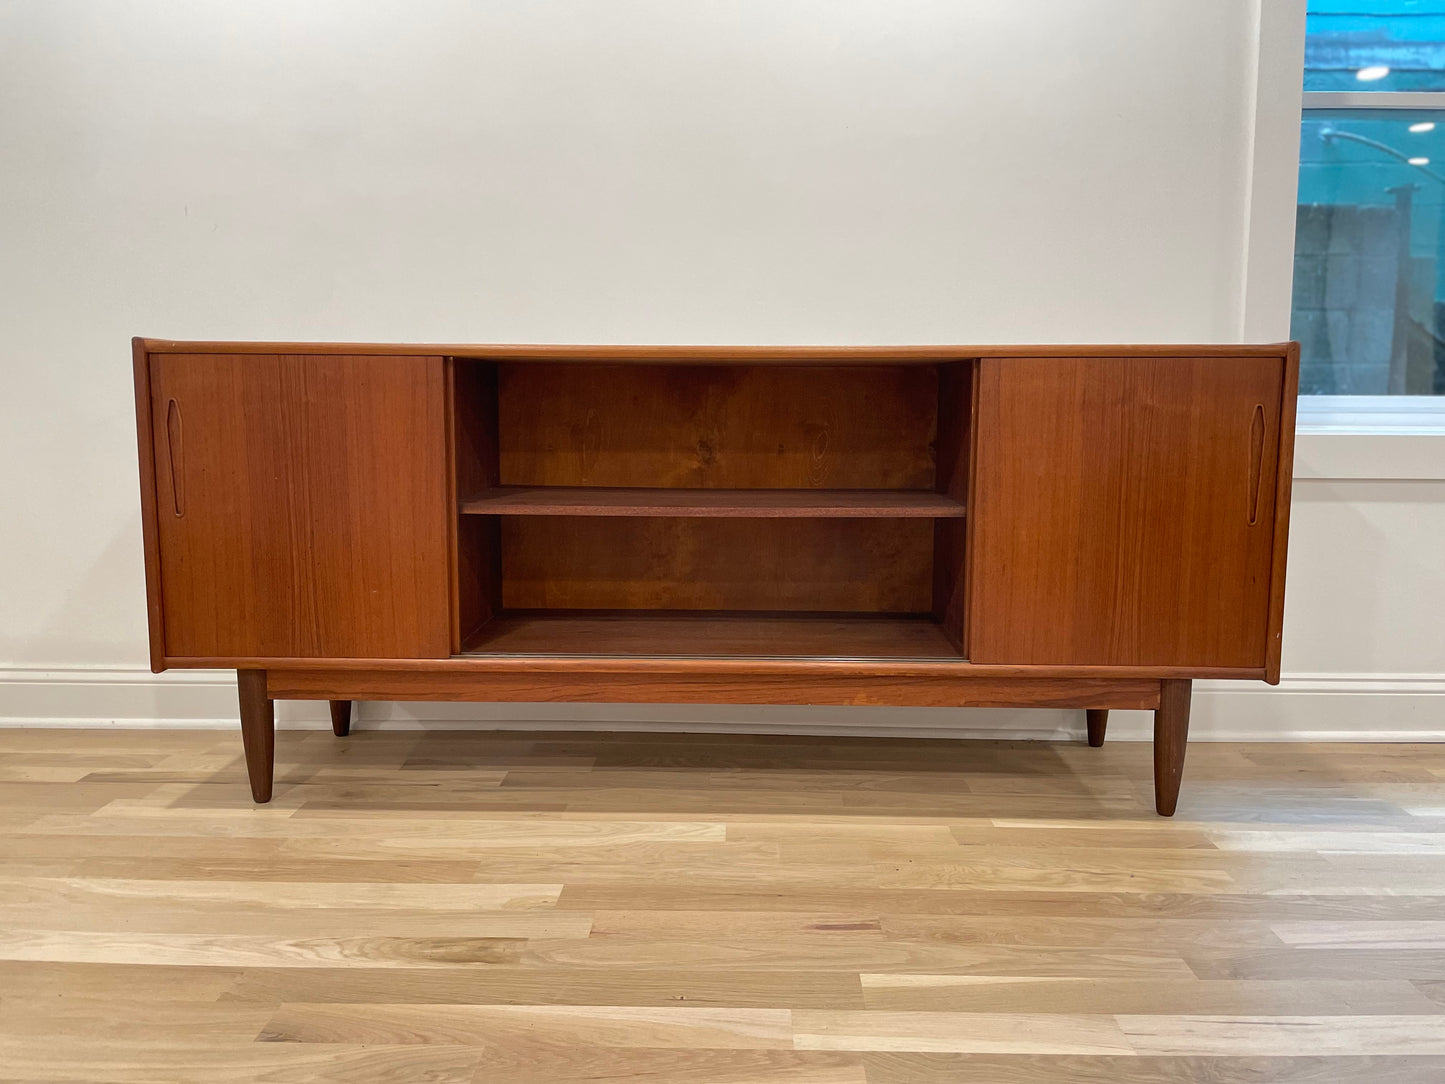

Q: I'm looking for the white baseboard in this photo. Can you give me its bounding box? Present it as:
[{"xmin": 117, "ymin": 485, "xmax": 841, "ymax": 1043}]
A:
[{"xmin": 0, "ymin": 666, "xmax": 1441, "ymax": 741}]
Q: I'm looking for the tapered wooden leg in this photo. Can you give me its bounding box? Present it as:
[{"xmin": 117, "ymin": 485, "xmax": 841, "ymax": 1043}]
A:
[
  {"xmin": 1085, "ymin": 709, "xmax": 1108, "ymax": 747},
  {"xmin": 329, "ymin": 700, "xmax": 352, "ymax": 737},
  {"xmin": 237, "ymin": 669, "xmax": 274, "ymax": 804},
  {"xmin": 1153, "ymin": 678, "xmax": 1192, "ymax": 817}
]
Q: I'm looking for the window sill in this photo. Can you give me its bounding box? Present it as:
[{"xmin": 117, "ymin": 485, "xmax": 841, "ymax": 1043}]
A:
[
  {"xmin": 1298, "ymin": 396, "xmax": 1445, "ymax": 435},
  {"xmin": 1295, "ymin": 399, "xmax": 1445, "ymax": 481}
]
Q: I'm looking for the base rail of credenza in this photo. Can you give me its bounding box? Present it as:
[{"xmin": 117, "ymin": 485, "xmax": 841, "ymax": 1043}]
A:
[{"xmin": 236, "ymin": 668, "xmax": 1192, "ymax": 816}]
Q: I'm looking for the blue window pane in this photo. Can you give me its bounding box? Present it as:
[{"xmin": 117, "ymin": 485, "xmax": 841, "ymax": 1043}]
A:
[
  {"xmin": 1294, "ymin": 110, "xmax": 1445, "ymax": 394},
  {"xmin": 1306, "ymin": 1, "xmax": 1445, "ymax": 92}
]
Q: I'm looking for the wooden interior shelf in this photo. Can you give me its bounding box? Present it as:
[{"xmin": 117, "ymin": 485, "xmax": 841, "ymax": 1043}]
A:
[
  {"xmin": 459, "ymin": 486, "xmax": 966, "ymax": 518},
  {"xmin": 461, "ymin": 610, "xmax": 964, "ymax": 660}
]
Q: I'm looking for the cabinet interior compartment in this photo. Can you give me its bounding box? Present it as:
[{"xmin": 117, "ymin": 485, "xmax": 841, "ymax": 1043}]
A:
[{"xmin": 449, "ymin": 357, "xmax": 974, "ymax": 660}]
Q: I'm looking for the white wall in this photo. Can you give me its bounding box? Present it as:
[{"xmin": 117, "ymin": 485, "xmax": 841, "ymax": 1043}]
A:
[{"xmin": 1, "ymin": 1, "xmax": 1439, "ymax": 737}]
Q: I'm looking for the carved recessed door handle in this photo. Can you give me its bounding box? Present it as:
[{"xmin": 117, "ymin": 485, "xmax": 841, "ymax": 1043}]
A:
[
  {"xmin": 1247, "ymin": 402, "xmax": 1265, "ymax": 526},
  {"xmin": 165, "ymin": 398, "xmax": 184, "ymax": 517}
]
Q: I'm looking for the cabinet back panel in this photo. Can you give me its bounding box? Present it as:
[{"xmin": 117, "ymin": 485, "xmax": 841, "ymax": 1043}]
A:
[
  {"xmin": 501, "ymin": 517, "xmax": 933, "ymax": 612},
  {"xmin": 497, "ymin": 363, "xmax": 937, "ymax": 488}
]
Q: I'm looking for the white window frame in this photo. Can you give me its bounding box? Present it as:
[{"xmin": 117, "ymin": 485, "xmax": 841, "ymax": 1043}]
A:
[
  {"xmin": 1297, "ymin": 91, "xmax": 1445, "ymax": 433},
  {"xmin": 1247, "ymin": 3, "xmax": 1445, "ymax": 444}
]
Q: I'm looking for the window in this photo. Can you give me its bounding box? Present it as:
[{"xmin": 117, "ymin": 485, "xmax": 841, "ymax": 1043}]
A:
[{"xmin": 1294, "ymin": 1, "xmax": 1445, "ymax": 395}]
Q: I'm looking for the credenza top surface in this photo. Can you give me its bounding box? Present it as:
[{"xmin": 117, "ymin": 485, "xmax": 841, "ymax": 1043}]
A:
[{"xmin": 137, "ymin": 338, "xmax": 1296, "ymax": 362}]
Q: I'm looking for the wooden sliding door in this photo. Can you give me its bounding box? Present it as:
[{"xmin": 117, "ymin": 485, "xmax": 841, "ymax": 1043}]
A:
[
  {"xmin": 146, "ymin": 353, "xmax": 450, "ymax": 661},
  {"xmin": 967, "ymin": 355, "xmax": 1290, "ymax": 670}
]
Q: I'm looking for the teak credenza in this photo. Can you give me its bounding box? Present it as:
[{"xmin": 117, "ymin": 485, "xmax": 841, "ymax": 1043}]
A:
[{"xmin": 132, "ymin": 339, "xmax": 1299, "ymax": 815}]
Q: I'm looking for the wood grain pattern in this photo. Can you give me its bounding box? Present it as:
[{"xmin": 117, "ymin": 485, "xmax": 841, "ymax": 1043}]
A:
[
  {"xmin": 168, "ymin": 655, "xmax": 1262, "ymax": 679},
  {"xmin": 463, "ymin": 611, "xmax": 965, "ymax": 659},
  {"xmin": 139, "ymin": 338, "xmax": 1296, "ymax": 359},
  {"xmin": 793, "ymin": 1009, "xmax": 1135, "ymax": 1054},
  {"xmin": 461, "ymin": 486, "xmax": 965, "ymax": 518},
  {"xmin": 500, "ymin": 517, "xmax": 935, "ymax": 612},
  {"xmin": 1153, "ymin": 680, "xmax": 1192, "ymax": 817},
  {"xmin": 497, "ymin": 363, "xmax": 938, "ymax": 489},
  {"xmin": 145, "ymin": 653, "xmax": 1262, "ymax": 680},
  {"xmin": 259, "ymin": 1002, "xmax": 795, "ymax": 1047},
  {"xmin": 149, "ymin": 353, "xmax": 451, "ymax": 661},
  {"xmin": 2, "ymin": 728, "xmax": 1443, "ymax": 1082},
  {"xmin": 265, "ymin": 668, "xmax": 1162, "ymax": 709},
  {"xmin": 968, "ymin": 355, "xmax": 1286, "ymax": 668},
  {"xmin": 237, "ymin": 670, "xmax": 273, "ymax": 804}
]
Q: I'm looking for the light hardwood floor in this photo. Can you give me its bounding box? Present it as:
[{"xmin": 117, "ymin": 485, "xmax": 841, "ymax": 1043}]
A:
[{"xmin": 2, "ymin": 727, "xmax": 1445, "ymax": 1082}]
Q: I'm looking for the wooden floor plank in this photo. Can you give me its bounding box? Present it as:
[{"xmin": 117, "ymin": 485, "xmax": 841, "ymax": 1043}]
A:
[
  {"xmin": 220, "ymin": 966, "xmax": 867, "ymax": 1009},
  {"xmin": 0, "ymin": 1037, "xmax": 482, "ymax": 1083},
  {"xmin": 0, "ymin": 928, "xmax": 527, "ymax": 968},
  {"xmin": 0, "ymin": 960, "xmax": 243, "ymax": 1001},
  {"xmin": 0, "ymin": 876, "xmax": 563, "ymax": 910},
  {"xmin": 857, "ymin": 976, "xmax": 1443, "ymax": 1015},
  {"xmin": 858, "ymin": 1052, "xmax": 1445, "ymax": 1083},
  {"xmin": 0, "ymin": 997, "xmax": 274, "ymax": 1043},
  {"xmin": 793, "ymin": 1009, "xmax": 1134, "ymax": 1054},
  {"xmin": 513, "ymin": 937, "xmax": 1197, "ymax": 977},
  {"xmin": 1116, "ymin": 1014, "xmax": 1445, "ymax": 1056},
  {"xmin": 467, "ymin": 1048, "xmax": 866, "ymax": 1084},
  {"xmin": 259, "ymin": 1002, "xmax": 795, "ymax": 1048}
]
